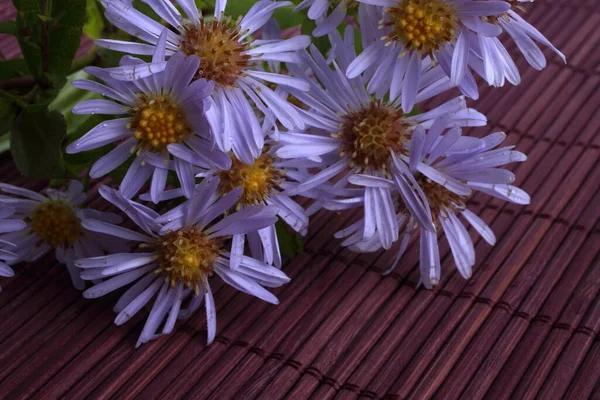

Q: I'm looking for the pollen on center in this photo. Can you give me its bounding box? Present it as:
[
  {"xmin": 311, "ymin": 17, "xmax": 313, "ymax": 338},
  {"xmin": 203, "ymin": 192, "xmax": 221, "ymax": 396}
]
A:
[
  {"xmin": 218, "ymin": 152, "xmax": 284, "ymax": 206},
  {"xmin": 129, "ymin": 94, "xmax": 192, "ymax": 153},
  {"xmin": 180, "ymin": 18, "xmax": 251, "ymax": 87},
  {"xmin": 29, "ymin": 200, "xmax": 83, "ymax": 248},
  {"xmin": 154, "ymin": 229, "xmax": 221, "ymax": 295},
  {"xmin": 383, "ymin": 0, "xmax": 459, "ymax": 55},
  {"xmin": 415, "ymin": 174, "xmax": 467, "ymax": 222},
  {"xmin": 336, "ymin": 101, "xmax": 411, "ymax": 173}
]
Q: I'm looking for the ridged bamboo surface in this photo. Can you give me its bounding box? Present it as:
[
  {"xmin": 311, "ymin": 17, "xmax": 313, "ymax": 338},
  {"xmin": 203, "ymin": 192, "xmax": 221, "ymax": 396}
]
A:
[{"xmin": 1, "ymin": 0, "xmax": 599, "ymax": 398}]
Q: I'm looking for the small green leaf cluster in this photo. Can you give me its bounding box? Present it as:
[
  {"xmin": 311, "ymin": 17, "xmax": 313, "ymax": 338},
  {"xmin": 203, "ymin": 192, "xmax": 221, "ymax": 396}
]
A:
[{"xmin": 2, "ymin": 0, "xmax": 88, "ymax": 179}]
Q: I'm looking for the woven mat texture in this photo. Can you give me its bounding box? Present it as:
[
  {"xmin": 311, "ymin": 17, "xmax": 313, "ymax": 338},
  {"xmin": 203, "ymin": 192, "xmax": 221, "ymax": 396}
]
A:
[{"xmin": 1, "ymin": 0, "xmax": 599, "ymax": 398}]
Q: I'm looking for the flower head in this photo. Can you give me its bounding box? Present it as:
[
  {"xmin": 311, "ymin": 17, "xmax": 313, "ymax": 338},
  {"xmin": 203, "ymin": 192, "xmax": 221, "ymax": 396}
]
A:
[
  {"xmin": 348, "ymin": 0, "xmax": 564, "ymax": 109},
  {"xmin": 78, "ymin": 181, "xmax": 290, "ymax": 346},
  {"xmin": 0, "ymin": 181, "xmax": 125, "ymax": 290},
  {"xmin": 98, "ymin": 0, "xmax": 310, "ymax": 165},
  {"xmin": 68, "ymin": 32, "xmax": 230, "ymax": 201},
  {"xmin": 336, "ymin": 130, "xmax": 529, "ymax": 288},
  {"xmin": 142, "ymin": 142, "xmax": 311, "ymax": 269},
  {"xmin": 277, "ymin": 28, "xmax": 486, "ymax": 245}
]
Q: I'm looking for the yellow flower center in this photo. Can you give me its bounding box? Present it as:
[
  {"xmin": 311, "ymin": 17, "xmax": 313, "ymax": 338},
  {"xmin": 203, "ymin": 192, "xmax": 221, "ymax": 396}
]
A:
[
  {"xmin": 129, "ymin": 94, "xmax": 192, "ymax": 153},
  {"xmin": 219, "ymin": 153, "xmax": 284, "ymax": 206},
  {"xmin": 336, "ymin": 101, "xmax": 411, "ymax": 172},
  {"xmin": 180, "ymin": 18, "xmax": 252, "ymax": 88},
  {"xmin": 154, "ymin": 228, "xmax": 221, "ymax": 294},
  {"xmin": 383, "ymin": 0, "xmax": 459, "ymax": 55},
  {"xmin": 416, "ymin": 174, "xmax": 467, "ymax": 222},
  {"xmin": 29, "ymin": 200, "xmax": 83, "ymax": 248}
]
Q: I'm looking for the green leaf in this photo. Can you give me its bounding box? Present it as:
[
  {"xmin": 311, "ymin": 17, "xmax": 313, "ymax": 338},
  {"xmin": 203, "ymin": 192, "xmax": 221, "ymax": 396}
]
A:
[
  {"xmin": 13, "ymin": 0, "xmax": 43, "ymax": 79},
  {"xmin": 406, "ymin": 104, "xmax": 420, "ymax": 117},
  {"xmin": 195, "ymin": 0, "xmax": 207, "ymax": 9},
  {"xmin": 48, "ymin": 178, "xmax": 70, "ymax": 188},
  {"xmin": 83, "ymin": 0, "xmax": 104, "ymax": 40},
  {"xmin": 46, "ymin": 1, "xmax": 88, "ymax": 78},
  {"xmin": 0, "ymin": 98, "xmax": 16, "ymax": 137},
  {"xmin": 37, "ymin": 14, "xmax": 53, "ymax": 22},
  {"xmin": 0, "ymin": 59, "xmax": 30, "ymax": 81},
  {"xmin": 0, "ymin": 20, "xmax": 17, "ymax": 35},
  {"xmin": 13, "ymin": 0, "xmax": 87, "ymax": 85},
  {"xmin": 10, "ymin": 108, "xmax": 67, "ymax": 178},
  {"xmin": 208, "ymin": 1, "xmax": 304, "ymax": 28},
  {"xmin": 0, "ymin": 96, "xmax": 15, "ymax": 154},
  {"xmin": 273, "ymin": 6, "xmax": 306, "ymax": 29},
  {"xmin": 132, "ymin": 0, "xmax": 161, "ymax": 22},
  {"xmin": 217, "ymin": 0, "xmax": 253, "ymax": 18},
  {"xmin": 276, "ymin": 220, "xmax": 304, "ymax": 260},
  {"xmin": 0, "ymin": 133, "xmax": 9, "ymax": 154},
  {"xmin": 302, "ymin": 19, "xmax": 330, "ymax": 54}
]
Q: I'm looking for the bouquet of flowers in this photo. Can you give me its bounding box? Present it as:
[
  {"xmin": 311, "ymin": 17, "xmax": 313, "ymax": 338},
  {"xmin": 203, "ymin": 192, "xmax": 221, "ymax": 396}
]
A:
[{"xmin": 0, "ymin": 0, "xmax": 563, "ymax": 347}]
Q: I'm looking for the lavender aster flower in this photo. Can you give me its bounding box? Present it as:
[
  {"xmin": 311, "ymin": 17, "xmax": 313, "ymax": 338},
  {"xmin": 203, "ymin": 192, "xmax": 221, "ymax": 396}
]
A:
[
  {"xmin": 0, "ymin": 206, "xmax": 26, "ymax": 291},
  {"xmin": 277, "ymin": 28, "xmax": 486, "ymax": 245},
  {"xmin": 295, "ymin": 0, "xmax": 358, "ymax": 37},
  {"xmin": 349, "ymin": 1, "xmax": 564, "ymax": 107},
  {"xmin": 78, "ymin": 182, "xmax": 290, "ymax": 347},
  {"xmin": 143, "ymin": 143, "xmax": 310, "ymax": 269},
  {"xmin": 97, "ymin": 0, "xmax": 310, "ymax": 164},
  {"xmin": 336, "ymin": 130, "xmax": 529, "ymax": 288},
  {"xmin": 347, "ymin": 0, "xmax": 512, "ymax": 109},
  {"xmin": 67, "ymin": 31, "xmax": 230, "ymax": 201},
  {"xmin": 0, "ymin": 181, "xmax": 125, "ymax": 290}
]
